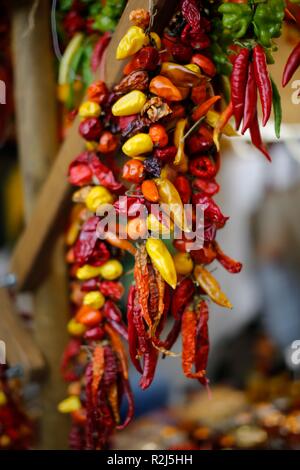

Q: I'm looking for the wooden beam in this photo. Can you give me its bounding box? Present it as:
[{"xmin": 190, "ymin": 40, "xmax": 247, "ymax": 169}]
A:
[
  {"xmin": 10, "ymin": 0, "xmax": 179, "ymax": 292},
  {"xmin": 0, "ymin": 287, "xmax": 45, "ymax": 380}
]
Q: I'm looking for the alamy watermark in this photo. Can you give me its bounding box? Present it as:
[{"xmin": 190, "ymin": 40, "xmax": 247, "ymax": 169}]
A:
[{"xmin": 291, "ymin": 80, "xmax": 300, "ymax": 105}]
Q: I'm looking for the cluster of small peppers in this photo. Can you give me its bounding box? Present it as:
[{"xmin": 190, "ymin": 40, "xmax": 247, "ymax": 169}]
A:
[
  {"xmin": 107, "ymin": 4, "xmax": 242, "ymax": 390},
  {"xmin": 58, "ymin": 80, "xmax": 135, "ymax": 450},
  {"xmin": 215, "ymin": 0, "xmax": 300, "ymax": 157},
  {"xmin": 57, "ymin": 0, "xmax": 126, "ymax": 111},
  {"xmin": 0, "ymin": 365, "xmax": 34, "ymax": 449}
]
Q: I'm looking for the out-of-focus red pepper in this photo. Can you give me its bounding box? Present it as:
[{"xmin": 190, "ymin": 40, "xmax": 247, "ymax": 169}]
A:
[
  {"xmin": 191, "ymin": 54, "xmax": 216, "ymax": 77},
  {"xmin": 91, "ymin": 32, "xmax": 111, "ymax": 73},
  {"xmin": 174, "ymin": 175, "xmax": 192, "ymax": 204},
  {"xmin": 193, "ymin": 177, "xmax": 220, "ymax": 196}
]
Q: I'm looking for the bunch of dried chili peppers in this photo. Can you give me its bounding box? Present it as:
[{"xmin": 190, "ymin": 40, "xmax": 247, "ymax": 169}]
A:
[
  {"xmin": 59, "ymin": 80, "xmax": 135, "ymax": 449},
  {"xmin": 60, "ymin": 0, "xmax": 300, "ymax": 450}
]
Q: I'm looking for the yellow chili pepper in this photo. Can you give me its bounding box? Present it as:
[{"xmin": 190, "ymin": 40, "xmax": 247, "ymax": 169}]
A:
[
  {"xmin": 173, "ymin": 118, "xmax": 188, "ymax": 172},
  {"xmin": 147, "ymin": 213, "xmax": 173, "ymax": 236},
  {"xmin": 67, "ymin": 318, "xmax": 87, "ymax": 337},
  {"xmin": 99, "ymin": 260, "xmax": 123, "ymax": 280},
  {"xmin": 83, "ymin": 291, "xmax": 105, "ymax": 309},
  {"xmin": 185, "ymin": 63, "xmax": 201, "ymax": 74},
  {"xmin": 155, "ymin": 178, "xmax": 190, "ymax": 232},
  {"xmin": 122, "ymin": 133, "xmax": 153, "ymax": 157},
  {"xmin": 146, "ymin": 238, "xmax": 177, "ymax": 289},
  {"xmin": 79, "ymin": 101, "xmax": 101, "ymax": 119},
  {"xmin": 206, "ymin": 110, "xmax": 237, "ymax": 137},
  {"xmin": 76, "ymin": 264, "xmax": 103, "ymax": 280},
  {"xmin": 0, "ymin": 390, "xmax": 7, "ymax": 407},
  {"xmin": 173, "ymin": 252, "xmax": 194, "ymax": 275},
  {"xmin": 112, "ymin": 90, "xmax": 147, "ymax": 116},
  {"xmin": 193, "ymin": 265, "xmax": 233, "ymax": 308},
  {"xmin": 58, "ymin": 396, "xmax": 81, "ymax": 414},
  {"xmin": 85, "ymin": 186, "xmax": 113, "ymax": 212},
  {"xmin": 116, "ymin": 26, "xmax": 146, "ymax": 60},
  {"xmin": 58, "ymin": 32, "xmax": 84, "ymax": 86}
]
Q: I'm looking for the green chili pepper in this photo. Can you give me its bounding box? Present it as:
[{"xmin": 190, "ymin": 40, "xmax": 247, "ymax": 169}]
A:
[
  {"xmin": 253, "ymin": 0, "xmax": 285, "ymax": 47},
  {"xmin": 271, "ymin": 78, "xmax": 282, "ymax": 139},
  {"xmin": 218, "ymin": 3, "xmax": 253, "ymax": 39}
]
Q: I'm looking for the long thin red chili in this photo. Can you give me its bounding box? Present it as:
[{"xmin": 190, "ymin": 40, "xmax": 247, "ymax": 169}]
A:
[
  {"xmin": 282, "ymin": 41, "xmax": 300, "ymax": 87},
  {"xmin": 230, "ymin": 48, "xmax": 249, "ymax": 129},
  {"xmin": 241, "ymin": 61, "xmax": 257, "ymax": 134},
  {"xmin": 249, "ymin": 112, "xmax": 271, "ymax": 162},
  {"xmin": 253, "ymin": 45, "xmax": 272, "ymax": 127},
  {"xmin": 195, "ymin": 300, "xmax": 209, "ymax": 387}
]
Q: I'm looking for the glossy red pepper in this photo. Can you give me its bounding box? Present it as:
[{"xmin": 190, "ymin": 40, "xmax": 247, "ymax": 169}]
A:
[
  {"xmin": 253, "ymin": 45, "xmax": 272, "ymax": 127},
  {"xmin": 241, "ymin": 61, "xmax": 257, "ymax": 134},
  {"xmin": 230, "ymin": 48, "xmax": 249, "ymax": 129},
  {"xmin": 282, "ymin": 41, "xmax": 300, "ymax": 87}
]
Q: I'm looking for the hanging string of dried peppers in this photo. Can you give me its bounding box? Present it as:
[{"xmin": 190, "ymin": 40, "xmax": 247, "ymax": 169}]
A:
[{"xmin": 59, "ymin": 0, "xmax": 300, "ymax": 449}]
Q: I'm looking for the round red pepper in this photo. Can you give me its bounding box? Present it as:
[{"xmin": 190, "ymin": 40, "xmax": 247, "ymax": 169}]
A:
[{"xmin": 189, "ymin": 156, "xmax": 217, "ymax": 179}]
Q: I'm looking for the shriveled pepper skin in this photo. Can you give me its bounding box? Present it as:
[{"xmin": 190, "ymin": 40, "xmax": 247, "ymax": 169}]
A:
[{"xmin": 146, "ymin": 238, "xmax": 177, "ymax": 289}]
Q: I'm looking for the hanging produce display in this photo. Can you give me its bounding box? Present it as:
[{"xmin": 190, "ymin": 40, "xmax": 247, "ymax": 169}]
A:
[{"xmin": 59, "ymin": 0, "xmax": 300, "ymax": 450}]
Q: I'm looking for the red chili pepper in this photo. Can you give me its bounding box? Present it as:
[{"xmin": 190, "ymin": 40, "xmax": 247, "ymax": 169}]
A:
[
  {"xmin": 127, "ymin": 286, "xmax": 143, "ymax": 374},
  {"xmin": 192, "ymin": 95, "xmax": 221, "ymax": 121},
  {"xmin": 190, "ymin": 243, "xmax": 217, "ymax": 265},
  {"xmin": 253, "ymin": 45, "xmax": 272, "ymax": 127},
  {"xmin": 116, "ymin": 377, "xmax": 134, "ymax": 430},
  {"xmin": 174, "ymin": 175, "xmax": 192, "ymax": 204},
  {"xmin": 191, "ymin": 54, "xmax": 216, "ymax": 77},
  {"xmin": 182, "ymin": 309, "xmax": 205, "ymax": 379},
  {"xmin": 139, "ymin": 346, "xmax": 158, "ymax": 390},
  {"xmin": 154, "ymin": 146, "xmax": 177, "ymax": 163},
  {"xmin": 189, "ymin": 156, "xmax": 217, "ymax": 179},
  {"xmin": 192, "ymin": 194, "xmax": 229, "ymax": 228},
  {"xmin": 171, "ymin": 278, "xmax": 195, "ymax": 320},
  {"xmin": 79, "ymin": 118, "xmax": 103, "ymax": 141},
  {"xmin": 195, "ymin": 300, "xmax": 209, "ymax": 386},
  {"xmin": 241, "ymin": 61, "xmax": 257, "ymax": 134},
  {"xmin": 230, "ymin": 48, "xmax": 249, "ymax": 129},
  {"xmin": 249, "ymin": 112, "xmax": 271, "ymax": 161},
  {"xmin": 91, "ymin": 32, "xmax": 111, "ymax": 73},
  {"xmin": 192, "ymin": 178, "xmax": 220, "ymax": 196},
  {"xmin": 99, "ymin": 281, "xmax": 124, "ymax": 301},
  {"xmin": 181, "ymin": 0, "xmax": 201, "ymax": 34},
  {"xmin": 213, "ymin": 241, "xmax": 243, "ymax": 274},
  {"xmin": 282, "ymin": 41, "xmax": 300, "ymax": 87}
]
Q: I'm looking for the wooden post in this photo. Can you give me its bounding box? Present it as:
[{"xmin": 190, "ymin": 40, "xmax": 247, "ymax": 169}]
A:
[{"xmin": 12, "ymin": 0, "xmax": 69, "ymax": 448}]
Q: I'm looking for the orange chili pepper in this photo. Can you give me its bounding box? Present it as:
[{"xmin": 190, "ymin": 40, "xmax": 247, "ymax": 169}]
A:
[
  {"xmin": 212, "ymin": 101, "xmax": 234, "ymax": 151},
  {"xmin": 149, "ymin": 76, "xmax": 182, "ymax": 102},
  {"xmin": 76, "ymin": 305, "xmax": 103, "ymax": 327},
  {"xmin": 182, "ymin": 309, "xmax": 206, "ymax": 379},
  {"xmin": 141, "ymin": 179, "xmax": 159, "ymax": 202},
  {"xmin": 91, "ymin": 345, "xmax": 105, "ymax": 404},
  {"xmin": 149, "ymin": 124, "xmax": 169, "ymax": 148},
  {"xmin": 122, "ymin": 158, "xmax": 144, "ymax": 183},
  {"xmin": 104, "ymin": 231, "xmax": 137, "ymax": 256},
  {"xmin": 98, "ymin": 131, "xmax": 118, "ymax": 153},
  {"xmin": 71, "ymin": 408, "xmax": 87, "ymax": 425},
  {"xmin": 192, "ymin": 95, "xmax": 221, "ymax": 122},
  {"xmin": 108, "ymin": 383, "xmax": 120, "ymax": 424},
  {"xmin": 105, "ymin": 323, "xmax": 128, "ymax": 380}
]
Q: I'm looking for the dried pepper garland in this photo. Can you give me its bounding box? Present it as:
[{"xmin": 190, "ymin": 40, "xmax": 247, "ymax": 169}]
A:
[
  {"xmin": 58, "ymin": 78, "xmax": 135, "ymax": 450},
  {"xmin": 59, "ymin": 0, "xmax": 300, "ymax": 449}
]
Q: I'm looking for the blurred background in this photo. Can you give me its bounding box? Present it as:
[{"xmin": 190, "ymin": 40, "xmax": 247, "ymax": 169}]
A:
[{"xmin": 1, "ymin": 0, "xmax": 300, "ymax": 451}]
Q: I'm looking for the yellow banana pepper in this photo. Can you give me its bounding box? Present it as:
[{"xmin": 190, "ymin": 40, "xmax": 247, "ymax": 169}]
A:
[
  {"xmin": 85, "ymin": 186, "xmax": 114, "ymax": 212},
  {"xmin": 58, "ymin": 396, "xmax": 81, "ymax": 413},
  {"xmin": 112, "ymin": 90, "xmax": 147, "ymax": 116},
  {"xmin": 173, "ymin": 252, "xmax": 194, "ymax": 275},
  {"xmin": 185, "ymin": 63, "xmax": 201, "ymax": 74},
  {"xmin": 147, "ymin": 213, "xmax": 173, "ymax": 236},
  {"xmin": 79, "ymin": 101, "xmax": 101, "ymax": 119},
  {"xmin": 173, "ymin": 118, "xmax": 188, "ymax": 172},
  {"xmin": 99, "ymin": 260, "xmax": 123, "ymax": 280},
  {"xmin": 194, "ymin": 265, "xmax": 233, "ymax": 309},
  {"xmin": 0, "ymin": 390, "xmax": 7, "ymax": 406},
  {"xmin": 122, "ymin": 133, "xmax": 153, "ymax": 157},
  {"xmin": 206, "ymin": 110, "xmax": 237, "ymax": 137},
  {"xmin": 76, "ymin": 264, "xmax": 103, "ymax": 280},
  {"xmin": 67, "ymin": 318, "xmax": 87, "ymax": 337},
  {"xmin": 155, "ymin": 178, "xmax": 190, "ymax": 232},
  {"xmin": 83, "ymin": 291, "xmax": 105, "ymax": 309},
  {"xmin": 146, "ymin": 238, "xmax": 177, "ymax": 289},
  {"xmin": 116, "ymin": 26, "xmax": 146, "ymax": 60}
]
